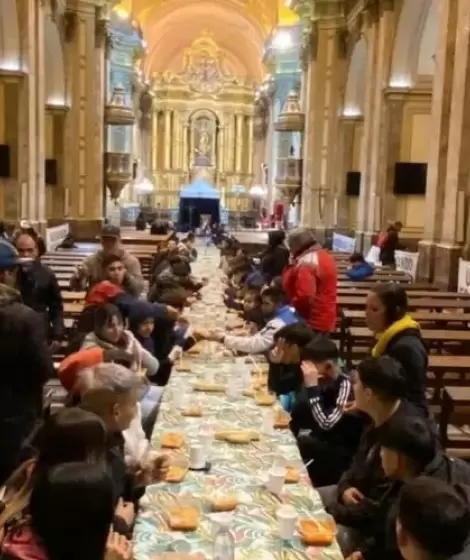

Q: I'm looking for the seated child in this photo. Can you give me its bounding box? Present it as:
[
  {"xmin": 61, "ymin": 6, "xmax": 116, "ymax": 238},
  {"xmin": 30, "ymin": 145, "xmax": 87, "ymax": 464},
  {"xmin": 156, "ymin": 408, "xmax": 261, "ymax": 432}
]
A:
[
  {"xmin": 79, "ymin": 363, "xmax": 169, "ymax": 534},
  {"xmin": 268, "ymin": 323, "xmax": 314, "ymax": 398},
  {"xmin": 290, "ymin": 336, "xmax": 363, "ymax": 487},
  {"xmin": 396, "ymin": 477, "xmax": 470, "ymax": 560},
  {"xmin": 346, "ymin": 252, "xmax": 374, "ymax": 281}
]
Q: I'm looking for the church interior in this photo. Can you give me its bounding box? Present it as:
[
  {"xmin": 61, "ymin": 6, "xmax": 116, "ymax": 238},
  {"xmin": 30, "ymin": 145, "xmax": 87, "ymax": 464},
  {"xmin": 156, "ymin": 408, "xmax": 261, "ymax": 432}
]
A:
[{"xmin": 0, "ymin": 0, "xmax": 468, "ymax": 287}]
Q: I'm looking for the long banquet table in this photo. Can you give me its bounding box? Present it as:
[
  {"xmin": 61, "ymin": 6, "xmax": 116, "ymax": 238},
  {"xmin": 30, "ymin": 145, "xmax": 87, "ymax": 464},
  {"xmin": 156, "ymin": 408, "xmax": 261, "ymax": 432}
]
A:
[{"xmin": 133, "ymin": 247, "xmax": 344, "ymax": 560}]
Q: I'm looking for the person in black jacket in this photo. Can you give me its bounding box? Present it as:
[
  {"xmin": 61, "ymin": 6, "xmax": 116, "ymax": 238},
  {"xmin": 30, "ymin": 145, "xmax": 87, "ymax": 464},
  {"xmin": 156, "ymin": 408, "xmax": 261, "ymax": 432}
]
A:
[
  {"xmin": 0, "ymin": 240, "xmax": 55, "ymax": 485},
  {"xmin": 396, "ymin": 477, "xmax": 470, "ymax": 560},
  {"xmin": 319, "ymin": 356, "xmax": 433, "ymax": 557},
  {"xmin": 14, "ymin": 231, "xmax": 65, "ymax": 349},
  {"xmin": 349, "ymin": 415, "xmax": 470, "ymax": 560},
  {"xmin": 290, "ymin": 336, "xmax": 363, "ymax": 487},
  {"xmin": 135, "ymin": 210, "xmax": 146, "ymax": 231},
  {"xmin": 260, "ymin": 230, "xmax": 290, "ymax": 282},
  {"xmin": 366, "ymin": 283, "xmax": 428, "ymax": 415}
]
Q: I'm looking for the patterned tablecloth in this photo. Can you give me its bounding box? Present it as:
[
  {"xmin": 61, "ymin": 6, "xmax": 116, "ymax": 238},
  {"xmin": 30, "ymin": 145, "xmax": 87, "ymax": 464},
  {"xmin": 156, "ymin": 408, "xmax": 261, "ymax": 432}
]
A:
[{"xmin": 133, "ymin": 249, "xmax": 344, "ymax": 560}]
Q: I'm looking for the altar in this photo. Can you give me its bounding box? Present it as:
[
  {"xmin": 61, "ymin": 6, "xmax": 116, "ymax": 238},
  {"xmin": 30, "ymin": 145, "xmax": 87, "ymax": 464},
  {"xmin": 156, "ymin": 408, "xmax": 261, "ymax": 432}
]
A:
[{"xmin": 149, "ymin": 30, "xmax": 255, "ymax": 217}]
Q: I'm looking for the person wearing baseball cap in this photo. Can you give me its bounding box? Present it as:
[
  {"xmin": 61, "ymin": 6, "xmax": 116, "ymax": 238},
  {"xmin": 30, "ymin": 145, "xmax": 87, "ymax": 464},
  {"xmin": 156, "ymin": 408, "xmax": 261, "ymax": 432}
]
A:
[
  {"xmin": 69, "ymin": 225, "xmax": 144, "ymax": 296},
  {"xmin": 0, "ymin": 239, "xmax": 55, "ymax": 484}
]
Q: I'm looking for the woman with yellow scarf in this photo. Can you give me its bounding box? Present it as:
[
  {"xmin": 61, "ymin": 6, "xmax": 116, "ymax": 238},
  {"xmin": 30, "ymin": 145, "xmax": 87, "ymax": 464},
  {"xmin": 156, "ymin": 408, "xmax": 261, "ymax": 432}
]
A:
[{"xmin": 365, "ymin": 283, "xmax": 429, "ymax": 415}]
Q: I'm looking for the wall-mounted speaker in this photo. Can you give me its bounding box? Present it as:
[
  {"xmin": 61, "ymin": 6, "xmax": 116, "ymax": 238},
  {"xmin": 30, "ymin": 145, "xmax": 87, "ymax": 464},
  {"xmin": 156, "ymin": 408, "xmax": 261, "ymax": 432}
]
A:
[{"xmin": 0, "ymin": 145, "xmax": 11, "ymax": 178}]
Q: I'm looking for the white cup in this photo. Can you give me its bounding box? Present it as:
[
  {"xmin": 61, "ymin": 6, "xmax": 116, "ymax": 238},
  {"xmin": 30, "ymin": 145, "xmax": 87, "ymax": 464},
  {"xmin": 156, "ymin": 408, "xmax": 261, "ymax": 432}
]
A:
[
  {"xmin": 262, "ymin": 409, "xmax": 274, "ymax": 434},
  {"xmin": 266, "ymin": 466, "xmax": 285, "ymax": 495},
  {"xmin": 276, "ymin": 505, "xmax": 298, "ymax": 540},
  {"xmin": 190, "ymin": 444, "xmax": 207, "ymax": 470}
]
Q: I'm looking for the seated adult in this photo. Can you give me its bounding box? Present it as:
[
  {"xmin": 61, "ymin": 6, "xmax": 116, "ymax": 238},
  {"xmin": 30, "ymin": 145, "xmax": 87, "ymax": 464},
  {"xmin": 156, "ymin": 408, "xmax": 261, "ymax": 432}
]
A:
[
  {"xmin": 135, "ymin": 210, "xmax": 146, "ymax": 231},
  {"xmin": 206, "ymin": 287, "xmax": 301, "ymax": 355},
  {"xmin": 0, "ymin": 408, "xmax": 108, "ymax": 540},
  {"xmin": 366, "ymin": 283, "xmax": 428, "ymax": 415},
  {"xmin": 268, "ymin": 323, "xmax": 314, "ymax": 396},
  {"xmin": 14, "ymin": 230, "xmax": 65, "ymax": 350},
  {"xmin": 346, "ymin": 252, "xmax": 374, "ymax": 281},
  {"xmin": 178, "ymin": 232, "xmax": 197, "ymax": 262},
  {"xmin": 282, "ymin": 227, "xmax": 337, "ymax": 335},
  {"xmin": 80, "ymin": 304, "xmax": 162, "ymax": 423},
  {"xmin": 291, "ymin": 336, "xmax": 363, "ymax": 487},
  {"xmin": 100, "ymin": 252, "xmax": 142, "ymax": 297},
  {"xmin": 70, "ymin": 225, "xmax": 144, "ymax": 296},
  {"xmin": 396, "ymin": 477, "xmax": 470, "ymax": 560},
  {"xmin": 350, "ymin": 416, "xmax": 470, "ymax": 560},
  {"xmin": 319, "ymin": 356, "xmax": 434, "ymax": 556}
]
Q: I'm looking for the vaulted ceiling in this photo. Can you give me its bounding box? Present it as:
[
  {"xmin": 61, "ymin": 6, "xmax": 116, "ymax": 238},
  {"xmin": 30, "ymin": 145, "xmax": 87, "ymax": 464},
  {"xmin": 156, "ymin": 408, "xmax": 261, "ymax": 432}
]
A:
[{"xmin": 114, "ymin": 0, "xmax": 298, "ymax": 81}]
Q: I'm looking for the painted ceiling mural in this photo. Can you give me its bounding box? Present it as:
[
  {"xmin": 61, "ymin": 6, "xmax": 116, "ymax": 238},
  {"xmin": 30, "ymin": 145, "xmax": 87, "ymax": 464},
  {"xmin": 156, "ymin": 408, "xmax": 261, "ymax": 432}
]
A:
[{"xmin": 113, "ymin": 0, "xmax": 298, "ymax": 81}]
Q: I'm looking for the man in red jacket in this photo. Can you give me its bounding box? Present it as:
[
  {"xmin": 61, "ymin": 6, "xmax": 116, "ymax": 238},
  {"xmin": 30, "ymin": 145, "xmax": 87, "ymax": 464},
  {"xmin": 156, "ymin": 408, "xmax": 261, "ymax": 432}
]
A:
[{"xmin": 282, "ymin": 228, "xmax": 337, "ymax": 334}]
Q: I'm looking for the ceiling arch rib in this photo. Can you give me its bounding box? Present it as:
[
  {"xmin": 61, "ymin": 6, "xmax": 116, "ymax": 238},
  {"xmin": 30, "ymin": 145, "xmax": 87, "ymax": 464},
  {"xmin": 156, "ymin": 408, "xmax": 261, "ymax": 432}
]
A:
[
  {"xmin": 390, "ymin": 0, "xmax": 434, "ymax": 87},
  {"xmin": 0, "ymin": 0, "xmax": 20, "ymax": 71}
]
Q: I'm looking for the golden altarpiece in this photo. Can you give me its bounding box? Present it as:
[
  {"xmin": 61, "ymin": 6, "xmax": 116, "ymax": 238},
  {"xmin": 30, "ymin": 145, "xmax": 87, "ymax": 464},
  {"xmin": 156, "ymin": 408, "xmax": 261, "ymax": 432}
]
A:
[{"xmin": 150, "ymin": 32, "xmax": 255, "ymax": 213}]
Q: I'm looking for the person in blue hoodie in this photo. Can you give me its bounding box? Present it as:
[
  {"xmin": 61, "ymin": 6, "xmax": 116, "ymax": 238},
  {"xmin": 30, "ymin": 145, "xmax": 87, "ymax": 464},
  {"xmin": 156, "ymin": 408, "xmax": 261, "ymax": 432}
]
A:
[
  {"xmin": 206, "ymin": 287, "xmax": 302, "ymax": 355},
  {"xmin": 346, "ymin": 252, "xmax": 375, "ymax": 281}
]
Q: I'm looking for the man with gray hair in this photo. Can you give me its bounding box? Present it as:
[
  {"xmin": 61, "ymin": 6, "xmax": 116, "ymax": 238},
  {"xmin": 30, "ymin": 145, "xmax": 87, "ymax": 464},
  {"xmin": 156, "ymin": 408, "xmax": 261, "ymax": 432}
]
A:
[{"xmin": 282, "ymin": 227, "xmax": 337, "ymax": 334}]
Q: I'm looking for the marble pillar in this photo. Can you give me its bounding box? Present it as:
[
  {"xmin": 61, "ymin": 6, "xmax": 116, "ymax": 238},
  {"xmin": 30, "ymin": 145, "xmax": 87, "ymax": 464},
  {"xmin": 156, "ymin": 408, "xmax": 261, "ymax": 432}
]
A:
[
  {"xmin": 417, "ymin": 0, "xmax": 460, "ymax": 283},
  {"xmin": 301, "ymin": 11, "xmax": 346, "ymax": 243},
  {"xmin": 235, "ymin": 114, "xmax": 243, "ymax": 175},
  {"xmin": 17, "ymin": 0, "xmax": 46, "ymax": 231},
  {"xmin": 217, "ymin": 124, "xmax": 225, "ymax": 174},
  {"xmin": 356, "ymin": 1, "xmax": 395, "ymax": 251},
  {"xmin": 64, "ymin": 0, "xmax": 105, "ymax": 237},
  {"xmin": 163, "ymin": 110, "xmax": 171, "ymax": 170},
  {"xmin": 247, "ymin": 116, "xmax": 254, "ymax": 177},
  {"xmin": 182, "ymin": 122, "xmax": 189, "ymax": 171}
]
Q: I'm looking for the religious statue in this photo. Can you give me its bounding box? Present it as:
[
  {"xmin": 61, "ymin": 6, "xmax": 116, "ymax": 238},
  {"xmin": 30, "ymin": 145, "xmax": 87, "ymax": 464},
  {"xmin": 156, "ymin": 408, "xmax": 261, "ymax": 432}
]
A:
[{"xmin": 196, "ymin": 131, "xmax": 211, "ymax": 156}]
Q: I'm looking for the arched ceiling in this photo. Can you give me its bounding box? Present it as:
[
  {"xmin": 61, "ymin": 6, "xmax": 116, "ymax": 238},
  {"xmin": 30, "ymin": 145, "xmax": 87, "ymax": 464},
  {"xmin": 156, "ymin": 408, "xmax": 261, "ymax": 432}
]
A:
[{"xmin": 114, "ymin": 0, "xmax": 297, "ymax": 81}]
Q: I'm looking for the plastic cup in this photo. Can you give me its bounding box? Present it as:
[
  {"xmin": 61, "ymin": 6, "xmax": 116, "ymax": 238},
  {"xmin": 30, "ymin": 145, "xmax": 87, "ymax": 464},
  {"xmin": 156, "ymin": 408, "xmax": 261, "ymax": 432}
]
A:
[
  {"xmin": 276, "ymin": 504, "xmax": 298, "ymax": 540},
  {"xmin": 267, "ymin": 466, "xmax": 285, "ymax": 495},
  {"xmin": 190, "ymin": 444, "xmax": 207, "ymax": 470}
]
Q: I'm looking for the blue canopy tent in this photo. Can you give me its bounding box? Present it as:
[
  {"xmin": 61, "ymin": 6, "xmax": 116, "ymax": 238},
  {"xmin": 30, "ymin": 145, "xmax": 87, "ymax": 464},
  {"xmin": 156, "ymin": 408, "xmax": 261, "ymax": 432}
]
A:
[{"xmin": 178, "ymin": 178, "xmax": 221, "ymax": 231}]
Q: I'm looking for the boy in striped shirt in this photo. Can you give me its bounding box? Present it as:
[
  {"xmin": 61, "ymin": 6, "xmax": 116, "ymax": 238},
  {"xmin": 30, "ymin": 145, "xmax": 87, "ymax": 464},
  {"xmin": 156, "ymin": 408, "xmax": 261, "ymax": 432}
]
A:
[{"xmin": 290, "ymin": 336, "xmax": 364, "ymax": 487}]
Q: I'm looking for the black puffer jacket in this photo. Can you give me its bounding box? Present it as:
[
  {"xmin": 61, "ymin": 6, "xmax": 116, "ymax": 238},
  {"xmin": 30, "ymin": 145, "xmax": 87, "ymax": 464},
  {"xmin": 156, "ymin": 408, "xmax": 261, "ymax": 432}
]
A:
[
  {"xmin": 19, "ymin": 261, "xmax": 65, "ymax": 341},
  {"xmin": 0, "ymin": 284, "xmax": 55, "ymax": 482}
]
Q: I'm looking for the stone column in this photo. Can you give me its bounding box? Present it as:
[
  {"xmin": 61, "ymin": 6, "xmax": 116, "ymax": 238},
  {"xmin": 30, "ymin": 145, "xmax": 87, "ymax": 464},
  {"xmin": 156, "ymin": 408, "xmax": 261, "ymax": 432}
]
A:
[
  {"xmin": 247, "ymin": 116, "xmax": 254, "ymax": 176},
  {"xmin": 335, "ymin": 116, "xmax": 362, "ymax": 232},
  {"xmin": 17, "ymin": 0, "xmax": 46, "ymax": 231},
  {"xmin": 356, "ymin": 1, "xmax": 395, "ymax": 251},
  {"xmin": 163, "ymin": 110, "xmax": 171, "ymax": 170},
  {"xmin": 381, "ymin": 90, "xmax": 406, "ymax": 227},
  {"xmin": 418, "ymin": 0, "xmax": 461, "ymax": 284},
  {"xmin": 235, "ymin": 114, "xmax": 243, "ymax": 175},
  {"xmin": 433, "ymin": 0, "xmax": 470, "ymax": 287},
  {"xmin": 301, "ymin": 8, "xmax": 346, "ymax": 242},
  {"xmin": 225, "ymin": 115, "xmax": 235, "ymax": 172},
  {"xmin": 63, "ymin": 0, "xmax": 105, "ymax": 237}
]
